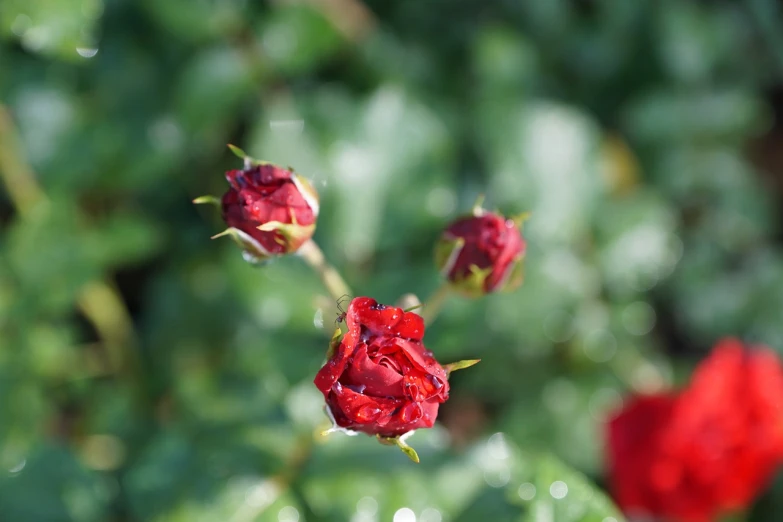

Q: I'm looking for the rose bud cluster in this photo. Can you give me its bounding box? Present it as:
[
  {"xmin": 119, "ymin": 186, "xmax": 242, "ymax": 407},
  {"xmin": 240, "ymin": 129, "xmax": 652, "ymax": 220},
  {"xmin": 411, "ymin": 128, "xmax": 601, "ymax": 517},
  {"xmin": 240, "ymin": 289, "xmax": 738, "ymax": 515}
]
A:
[
  {"xmin": 606, "ymin": 338, "xmax": 783, "ymax": 522},
  {"xmin": 196, "ymin": 149, "xmax": 496, "ymax": 461},
  {"xmin": 435, "ymin": 201, "xmax": 527, "ymax": 297},
  {"xmin": 314, "ymin": 297, "xmax": 477, "ymax": 461},
  {"xmin": 195, "ymin": 146, "xmax": 319, "ymax": 261}
]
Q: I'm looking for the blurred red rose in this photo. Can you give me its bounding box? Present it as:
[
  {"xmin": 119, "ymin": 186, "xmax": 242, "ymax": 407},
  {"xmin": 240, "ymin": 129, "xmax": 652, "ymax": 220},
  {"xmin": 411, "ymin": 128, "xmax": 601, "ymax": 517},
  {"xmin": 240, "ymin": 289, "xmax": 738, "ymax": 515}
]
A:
[
  {"xmin": 221, "ymin": 163, "xmax": 319, "ymax": 258},
  {"xmin": 313, "ymin": 297, "xmax": 450, "ymax": 438},
  {"xmin": 607, "ymin": 339, "xmax": 783, "ymax": 522},
  {"xmin": 435, "ymin": 210, "xmax": 526, "ymax": 297}
]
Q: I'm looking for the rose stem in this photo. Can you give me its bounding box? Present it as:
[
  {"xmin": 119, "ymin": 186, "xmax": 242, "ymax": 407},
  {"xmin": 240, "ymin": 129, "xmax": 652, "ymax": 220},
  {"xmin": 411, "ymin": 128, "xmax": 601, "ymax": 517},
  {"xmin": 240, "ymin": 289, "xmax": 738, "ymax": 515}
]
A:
[
  {"xmin": 0, "ymin": 105, "xmax": 139, "ymax": 380},
  {"xmin": 228, "ymin": 432, "xmax": 314, "ymax": 522},
  {"xmin": 419, "ymin": 283, "xmax": 452, "ymax": 325},
  {"xmin": 297, "ymin": 239, "xmax": 353, "ymax": 301}
]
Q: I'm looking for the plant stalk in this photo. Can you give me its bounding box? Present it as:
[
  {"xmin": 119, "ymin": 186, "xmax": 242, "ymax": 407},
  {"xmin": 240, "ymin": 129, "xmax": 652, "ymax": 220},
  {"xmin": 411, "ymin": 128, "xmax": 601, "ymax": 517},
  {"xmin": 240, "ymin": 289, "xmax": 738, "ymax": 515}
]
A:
[{"xmin": 298, "ymin": 239, "xmax": 353, "ymax": 301}]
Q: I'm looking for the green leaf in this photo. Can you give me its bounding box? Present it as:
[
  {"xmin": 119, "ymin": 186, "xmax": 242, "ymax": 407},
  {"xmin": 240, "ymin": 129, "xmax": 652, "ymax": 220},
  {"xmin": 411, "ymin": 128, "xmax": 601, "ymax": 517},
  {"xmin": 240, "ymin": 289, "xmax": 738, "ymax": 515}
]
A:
[{"xmin": 518, "ymin": 455, "xmax": 625, "ymax": 522}]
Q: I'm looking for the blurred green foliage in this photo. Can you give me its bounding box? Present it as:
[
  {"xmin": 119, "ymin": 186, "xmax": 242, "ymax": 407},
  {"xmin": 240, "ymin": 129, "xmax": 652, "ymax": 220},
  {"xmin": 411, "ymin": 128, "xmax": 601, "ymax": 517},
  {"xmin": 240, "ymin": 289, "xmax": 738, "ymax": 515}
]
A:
[{"xmin": 1, "ymin": 0, "xmax": 783, "ymax": 521}]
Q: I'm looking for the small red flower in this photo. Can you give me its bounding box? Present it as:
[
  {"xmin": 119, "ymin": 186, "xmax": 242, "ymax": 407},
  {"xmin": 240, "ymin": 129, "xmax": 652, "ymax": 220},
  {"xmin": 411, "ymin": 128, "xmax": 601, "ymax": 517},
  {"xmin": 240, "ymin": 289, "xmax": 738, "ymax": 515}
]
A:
[
  {"xmin": 436, "ymin": 206, "xmax": 526, "ymax": 297},
  {"xmin": 314, "ymin": 297, "xmax": 450, "ymax": 438},
  {"xmin": 220, "ymin": 161, "xmax": 319, "ymax": 259},
  {"xmin": 607, "ymin": 339, "xmax": 783, "ymax": 522}
]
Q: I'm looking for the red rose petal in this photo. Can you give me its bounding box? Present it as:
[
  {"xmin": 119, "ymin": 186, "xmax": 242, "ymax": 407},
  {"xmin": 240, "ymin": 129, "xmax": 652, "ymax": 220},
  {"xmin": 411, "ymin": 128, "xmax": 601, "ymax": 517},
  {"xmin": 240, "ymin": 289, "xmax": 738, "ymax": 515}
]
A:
[
  {"xmin": 314, "ymin": 336, "xmax": 358, "ymax": 395},
  {"xmin": 330, "ymin": 383, "xmax": 402, "ymax": 427},
  {"xmin": 220, "ymin": 164, "xmax": 316, "ymax": 256},
  {"xmin": 398, "ymin": 339, "xmax": 447, "ymax": 379},
  {"xmin": 344, "ymin": 345, "xmax": 404, "ymax": 397},
  {"xmin": 441, "ymin": 212, "xmax": 526, "ymax": 293},
  {"xmin": 606, "ymin": 339, "xmax": 783, "ymax": 522},
  {"xmin": 314, "ymin": 296, "xmax": 456, "ymax": 438},
  {"xmin": 393, "ymin": 312, "xmax": 425, "ymax": 341}
]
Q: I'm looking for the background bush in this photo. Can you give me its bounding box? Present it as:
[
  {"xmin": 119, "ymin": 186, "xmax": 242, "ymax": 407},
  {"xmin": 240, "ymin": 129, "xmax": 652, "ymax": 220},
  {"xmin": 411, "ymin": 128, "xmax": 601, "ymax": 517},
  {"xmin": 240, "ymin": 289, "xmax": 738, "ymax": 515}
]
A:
[{"xmin": 2, "ymin": 1, "xmax": 783, "ymax": 520}]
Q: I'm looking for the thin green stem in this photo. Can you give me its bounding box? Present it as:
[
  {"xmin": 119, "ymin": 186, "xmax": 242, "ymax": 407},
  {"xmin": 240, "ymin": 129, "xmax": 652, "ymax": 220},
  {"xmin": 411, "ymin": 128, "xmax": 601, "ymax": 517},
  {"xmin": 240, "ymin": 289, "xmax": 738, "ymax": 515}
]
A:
[
  {"xmin": 76, "ymin": 280, "xmax": 138, "ymax": 378},
  {"xmin": 0, "ymin": 106, "xmax": 46, "ymax": 217},
  {"xmin": 228, "ymin": 433, "xmax": 313, "ymax": 522},
  {"xmin": 419, "ymin": 283, "xmax": 452, "ymax": 325},
  {"xmin": 0, "ymin": 104, "xmax": 138, "ymax": 378},
  {"xmin": 298, "ymin": 239, "xmax": 353, "ymax": 301}
]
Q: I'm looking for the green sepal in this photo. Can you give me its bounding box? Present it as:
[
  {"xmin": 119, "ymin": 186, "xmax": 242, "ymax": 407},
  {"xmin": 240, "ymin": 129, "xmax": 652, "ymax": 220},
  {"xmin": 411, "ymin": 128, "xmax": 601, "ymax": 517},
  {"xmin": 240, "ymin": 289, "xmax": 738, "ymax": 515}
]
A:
[
  {"xmin": 434, "ymin": 237, "xmax": 465, "ymax": 276},
  {"xmin": 227, "ymin": 144, "xmax": 248, "ymax": 160},
  {"xmin": 257, "ymin": 220, "xmax": 316, "ymax": 252},
  {"xmin": 500, "ymin": 256, "xmax": 525, "ymax": 293},
  {"xmin": 376, "ymin": 434, "xmax": 420, "ymax": 463},
  {"xmin": 192, "ymin": 195, "xmax": 221, "ymax": 206},
  {"xmin": 291, "ymin": 174, "xmax": 320, "ymax": 217},
  {"xmin": 226, "ymin": 144, "xmax": 272, "ymax": 167},
  {"xmin": 325, "ymin": 328, "xmax": 343, "ymax": 360},
  {"xmin": 510, "ymin": 211, "xmax": 531, "ymax": 229},
  {"xmin": 449, "ymin": 264, "xmax": 493, "ymax": 298},
  {"xmin": 394, "ymin": 293, "xmax": 422, "ymax": 312},
  {"xmin": 471, "ymin": 194, "xmax": 486, "ymax": 217},
  {"xmin": 210, "ymin": 227, "xmax": 272, "ymax": 262},
  {"xmin": 444, "ymin": 359, "xmax": 481, "ymax": 376}
]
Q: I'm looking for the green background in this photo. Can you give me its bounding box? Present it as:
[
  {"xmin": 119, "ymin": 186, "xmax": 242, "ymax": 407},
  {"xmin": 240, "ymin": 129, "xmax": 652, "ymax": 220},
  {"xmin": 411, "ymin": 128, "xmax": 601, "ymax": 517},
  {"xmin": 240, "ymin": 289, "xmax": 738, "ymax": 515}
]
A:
[{"xmin": 2, "ymin": 0, "xmax": 783, "ymax": 520}]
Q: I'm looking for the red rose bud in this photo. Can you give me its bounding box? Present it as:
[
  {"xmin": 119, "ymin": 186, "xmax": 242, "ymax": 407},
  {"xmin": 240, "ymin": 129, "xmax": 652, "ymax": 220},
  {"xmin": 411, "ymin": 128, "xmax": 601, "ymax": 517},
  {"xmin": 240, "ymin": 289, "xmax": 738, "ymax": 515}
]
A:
[
  {"xmin": 435, "ymin": 202, "xmax": 527, "ymax": 297},
  {"xmin": 196, "ymin": 146, "xmax": 319, "ymax": 261},
  {"xmin": 314, "ymin": 297, "xmax": 473, "ymax": 460},
  {"xmin": 607, "ymin": 339, "xmax": 783, "ymax": 522}
]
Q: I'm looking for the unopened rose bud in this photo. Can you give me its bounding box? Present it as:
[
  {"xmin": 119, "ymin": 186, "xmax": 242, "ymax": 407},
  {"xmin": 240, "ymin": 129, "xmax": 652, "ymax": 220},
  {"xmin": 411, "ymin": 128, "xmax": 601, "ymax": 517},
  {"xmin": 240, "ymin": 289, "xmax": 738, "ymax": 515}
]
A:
[
  {"xmin": 435, "ymin": 202, "xmax": 527, "ymax": 297},
  {"xmin": 314, "ymin": 297, "xmax": 448, "ymax": 439},
  {"xmin": 314, "ymin": 297, "xmax": 477, "ymax": 461},
  {"xmin": 196, "ymin": 146, "xmax": 319, "ymax": 261}
]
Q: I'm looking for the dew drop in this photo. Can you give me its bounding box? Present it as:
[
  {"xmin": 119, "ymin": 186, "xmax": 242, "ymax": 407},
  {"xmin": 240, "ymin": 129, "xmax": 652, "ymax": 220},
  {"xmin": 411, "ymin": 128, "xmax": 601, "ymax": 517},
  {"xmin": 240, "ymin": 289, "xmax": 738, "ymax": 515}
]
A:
[
  {"xmin": 400, "ymin": 403, "xmax": 422, "ymax": 423},
  {"xmin": 355, "ymin": 405, "xmax": 382, "ymax": 422},
  {"xmin": 8, "ymin": 459, "xmax": 26, "ymax": 474},
  {"xmin": 76, "ymin": 47, "xmax": 99, "ymax": 58},
  {"xmin": 313, "ymin": 308, "xmax": 324, "ymax": 329}
]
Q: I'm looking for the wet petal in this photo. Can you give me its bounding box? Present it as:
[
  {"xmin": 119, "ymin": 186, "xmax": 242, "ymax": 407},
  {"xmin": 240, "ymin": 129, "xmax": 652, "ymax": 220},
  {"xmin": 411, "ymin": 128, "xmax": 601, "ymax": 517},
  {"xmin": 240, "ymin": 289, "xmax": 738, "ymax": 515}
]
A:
[
  {"xmin": 313, "ymin": 336, "xmax": 359, "ymax": 395},
  {"xmin": 393, "ymin": 311, "xmax": 425, "ymax": 341},
  {"xmin": 348, "ymin": 297, "xmax": 405, "ymax": 335},
  {"xmin": 330, "ymin": 383, "xmax": 402, "ymax": 427},
  {"xmin": 403, "ymin": 372, "xmax": 448, "ymax": 402},
  {"xmin": 398, "ymin": 339, "xmax": 447, "ymax": 379},
  {"xmin": 344, "ymin": 345, "xmax": 404, "ymax": 397}
]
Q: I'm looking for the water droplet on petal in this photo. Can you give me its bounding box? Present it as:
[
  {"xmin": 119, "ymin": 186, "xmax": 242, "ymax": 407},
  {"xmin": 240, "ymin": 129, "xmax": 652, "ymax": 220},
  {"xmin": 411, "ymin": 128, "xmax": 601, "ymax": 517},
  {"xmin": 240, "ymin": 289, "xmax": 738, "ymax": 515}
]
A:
[
  {"xmin": 400, "ymin": 403, "xmax": 422, "ymax": 423},
  {"xmin": 355, "ymin": 405, "xmax": 382, "ymax": 422}
]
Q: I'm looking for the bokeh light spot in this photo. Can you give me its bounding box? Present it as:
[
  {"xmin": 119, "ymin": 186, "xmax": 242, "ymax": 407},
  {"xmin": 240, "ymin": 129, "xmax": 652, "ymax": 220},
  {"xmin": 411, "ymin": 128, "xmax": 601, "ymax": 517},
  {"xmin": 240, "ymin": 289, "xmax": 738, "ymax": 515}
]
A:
[
  {"xmin": 549, "ymin": 480, "xmax": 568, "ymax": 499},
  {"xmin": 518, "ymin": 482, "xmax": 536, "ymax": 500},
  {"xmin": 393, "ymin": 507, "xmax": 416, "ymax": 522}
]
